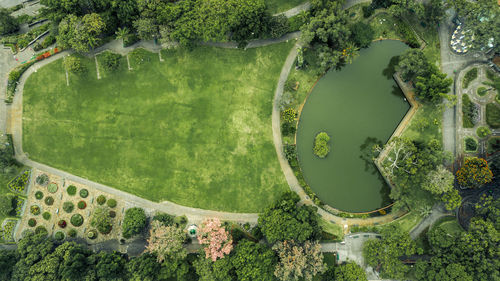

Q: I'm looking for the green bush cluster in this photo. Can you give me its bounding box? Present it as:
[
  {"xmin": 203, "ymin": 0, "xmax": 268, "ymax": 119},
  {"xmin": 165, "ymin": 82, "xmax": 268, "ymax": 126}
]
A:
[
  {"xmin": 44, "ymin": 196, "xmax": 54, "ymax": 206},
  {"xmin": 63, "ymin": 202, "xmax": 74, "ymax": 213},
  {"xmin": 35, "ymin": 191, "xmax": 44, "ymax": 200},
  {"xmin": 42, "ymin": 212, "xmax": 51, "ymax": 220},
  {"xmin": 464, "ymin": 137, "xmax": 478, "ymax": 152},
  {"xmin": 68, "ymin": 229, "xmax": 77, "ymax": 237},
  {"xmin": 54, "ymin": 231, "xmax": 65, "ymax": 241},
  {"xmin": 477, "ymin": 126, "xmax": 492, "ymax": 138},
  {"xmin": 462, "ymin": 94, "xmax": 478, "ymax": 128},
  {"xmin": 396, "ymin": 22, "xmax": 420, "ymax": 48},
  {"xmin": 2, "ymin": 220, "xmax": 17, "ymax": 241},
  {"xmin": 64, "ymin": 56, "xmax": 87, "ymax": 74},
  {"xmin": 70, "ymin": 214, "xmax": 84, "ymax": 227},
  {"xmin": 66, "ymin": 185, "xmax": 77, "ymax": 196},
  {"xmin": 28, "ymin": 218, "xmax": 36, "ymax": 227},
  {"xmin": 79, "ymin": 189, "xmax": 89, "ymax": 198},
  {"xmin": 96, "ymin": 195, "xmax": 106, "ymax": 205},
  {"xmin": 35, "ymin": 226, "xmax": 48, "ymax": 236},
  {"xmin": 122, "ymin": 207, "xmax": 147, "ymax": 239},
  {"xmin": 6, "ymin": 61, "xmax": 35, "ymax": 103},
  {"xmin": 486, "ymin": 103, "xmax": 500, "ymax": 129},
  {"xmin": 313, "ymin": 132, "xmax": 331, "ymax": 158},
  {"xmin": 106, "ymin": 199, "xmax": 117, "ymax": 208},
  {"xmin": 33, "ymin": 34, "xmax": 56, "ymax": 51},
  {"xmin": 101, "ymin": 52, "xmax": 122, "ymax": 71},
  {"xmin": 35, "ymin": 174, "xmax": 49, "ymax": 186},
  {"xmin": 8, "ymin": 170, "xmax": 31, "ymax": 194},
  {"xmin": 462, "ymin": 68, "xmax": 478, "ymax": 88}
]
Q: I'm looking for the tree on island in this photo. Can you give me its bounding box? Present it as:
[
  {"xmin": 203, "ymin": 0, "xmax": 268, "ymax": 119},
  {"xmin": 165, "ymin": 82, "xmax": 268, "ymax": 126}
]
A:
[{"xmin": 313, "ymin": 132, "xmax": 331, "ymax": 158}]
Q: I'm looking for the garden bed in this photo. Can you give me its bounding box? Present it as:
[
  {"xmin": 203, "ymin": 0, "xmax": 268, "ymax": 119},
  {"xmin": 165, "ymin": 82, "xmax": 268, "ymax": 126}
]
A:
[
  {"xmin": 485, "ymin": 103, "xmax": 500, "ymax": 129},
  {"xmin": 462, "ymin": 67, "xmax": 477, "ymax": 88},
  {"xmin": 462, "ymin": 94, "xmax": 478, "ymax": 128}
]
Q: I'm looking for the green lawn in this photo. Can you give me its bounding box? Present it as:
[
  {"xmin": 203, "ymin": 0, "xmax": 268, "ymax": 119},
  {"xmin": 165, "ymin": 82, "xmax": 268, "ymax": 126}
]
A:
[
  {"xmin": 381, "ymin": 211, "xmax": 423, "ymax": 233},
  {"xmin": 267, "ymin": 0, "xmax": 307, "ymax": 14},
  {"xmin": 23, "ymin": 42, "xmax": 294, "ymax": 212},
  {"xmin": 432, "ymin": 216, "xmax": 464, "ymax": 237}
]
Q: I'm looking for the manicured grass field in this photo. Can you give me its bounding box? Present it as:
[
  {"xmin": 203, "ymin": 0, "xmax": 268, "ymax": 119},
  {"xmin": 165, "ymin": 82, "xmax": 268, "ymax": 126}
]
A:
[
  {"xmin": 267, "ymin": 0, "xmax": 307, "ymax": 14},
  {"xmin": 23, "ymin": 42, "xmax": 294, "ymax": 212}
]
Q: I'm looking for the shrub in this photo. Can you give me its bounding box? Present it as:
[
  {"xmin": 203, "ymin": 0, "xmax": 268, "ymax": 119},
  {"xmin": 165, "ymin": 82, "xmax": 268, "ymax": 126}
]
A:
[
  {"xmin": 396, "ymin": 22, "xmax": 420, "ymax": 48},
  {"xmin": 44, "ymin": 196, "xmax": 54, "ymax": 206},
  {"xmin": 107, "ymin": 198, "xmax": 117, "ymax": 208},
  {"xmin": 477, "ymin": 126, "xmax": 492, "ymax": 138},
  {"xmin": 96, "ymin": 195, "xmax": 106, "ymax": 205},
  {"xmin": 486, "ymin": 103, "xmax": 500, "ymax": 129},
  {"xmin": 477, "ymin": 87, "xmax": 488, "ymax": 96},
  {"xmin": 465, "ymin": 137, "xmax": 478, "ymax": 152},
  {"xmin": 30, "ymin": 205, "xmax": 40, "ymax": 215},
  {"xmin": 313, "ymin": 132, "xmax": 331, "ymax": 158},
  {"xmin": 64, "ymin": 56, "xmax": 86, "ymax": 73},
  {"xmin": 14, "ymin": 196, "xmax": 24, "ymax": 216},
  {"xmin": 78, "ymin": 200, "xmax": 86, "ymax": 209},
  {"xmin": 463, "ymin": 68, "xmax": 478, "ymax": 88},
  {"xmin": 35, "ymin": 191, "xmax": 44, "ymax": 200},
  {"xmin": 462, "ymin": 94, "xmax": 479, "ymax": 128},
  {"xmin": 28, "ymin": 218, "xmax": 36, "ymax": 227},
  {"xmin": 79, "ymin": 189, "xmax": 89, "ymax": 198},
  {"xmin": 153, "ymin": 212, "xmax": 174, "ymax": 226},
  {"xmin": 109, "ymin": 210, "xmax": 116, "ymax": 218},
  {"xmin": 35, "ymin": 226, "xmax": 48, "ymax": 236},
  {"xmin": 55, "ymin": 231, "xmax": 65, "ymax": 241},
  {"xmin": 123, "ymin": 33, "xmax": 139, "ymax": 47},
  {"xmin": 70, "ymin": 214, "xmax": 84, "ymax": 227},
  {"xmin": 47, "ymin": 183, "xmax": 58, "ymax": 193},
  {"xmin": 68, "ymin": 229, "xmax": 77, "ymax": 237},
  {"xmin": 101, "ymin": 52, "xmax": 121, "ymax": 70},
  {"xmin": 58, "ymin": 220, "xmax": 67, "ymax": 228},
  {"xmin": 350, "ymin": 21, "xmax": 374, "ymax": 48},
  {"xmin": 67, "ymin": 185, "xmax": 77, "ymax": 196},
  {"xmin": 281, "ymin": 108, "xmax": 297, "ymax": 123},
  {"xmin": 122, "ymin": 207, "xmax": 147, "ymax": 239},
  {"xmin": 63, "ymin": 202, "xmax": 74, "ymax": 213},
  {"xmin": 362, "ymin": 5, "xmax": 375, "ymax": 17},
  {"xmin": 91, "ymin": 207, "xmax": 113, "ymax": 234},
  {"xmin": 41, "ymin": 34, "xmax": 56, "ymax": 48},
  {"xmin": 35, "ymin": 174, "xmax": 49, "ymax": 186},
  {"xmin": 0, "ymin": 195, "xmax": 14, "ymax": 216},
  {"xmin": 269, "ymin": 15, "xmax": 289, "ymax": 38},
  {"xmin": 88, "ymin": 229, "xmax": 98, "ymax": 239},
  {"xmin": 2, "ymin": 220, "xmax": 17, "ymax": 241},
  {"xmin": 42, "ymin": 211, "xmax": 51, "ymax": 220},
  {"xmin": 8, "ymin": 170, "xmax": 30, "ymax": 193}
]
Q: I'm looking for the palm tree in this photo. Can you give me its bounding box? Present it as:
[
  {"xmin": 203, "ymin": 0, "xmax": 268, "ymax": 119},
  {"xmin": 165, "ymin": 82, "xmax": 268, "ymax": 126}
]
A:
[
  {"xmin": 115, "ymin": 27, "xmax": 130, "ymax": 47},
  {"xmin": 342, "ymin": 42, "xmax": 360, "ymax": 64}
]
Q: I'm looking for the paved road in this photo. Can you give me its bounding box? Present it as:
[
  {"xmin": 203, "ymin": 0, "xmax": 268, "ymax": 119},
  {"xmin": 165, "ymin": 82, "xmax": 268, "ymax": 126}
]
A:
[
  {"xmin": 409, "ymin": 203, "xmax": 451, "ymax": 239},
  {"xmin": 321, "ymin": 233, "xmax": 381, "ymax": 279}
]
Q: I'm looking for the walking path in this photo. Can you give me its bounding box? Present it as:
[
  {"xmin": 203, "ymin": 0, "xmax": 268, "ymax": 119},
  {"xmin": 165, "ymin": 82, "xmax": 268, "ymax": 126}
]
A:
[
  {"xmin": 273, "ymin": 2, "xmax": 311, "ymax": 17},
  {"xmin": 409, "ymin": 203, "xmax": 451, "ymax": 239}
]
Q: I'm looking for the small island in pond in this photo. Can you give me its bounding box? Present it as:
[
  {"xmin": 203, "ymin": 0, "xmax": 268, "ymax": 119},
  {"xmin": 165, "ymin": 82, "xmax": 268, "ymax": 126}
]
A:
[{"xmin": 313, "ymin": 132, "xmax": 331, "ymax": 158}]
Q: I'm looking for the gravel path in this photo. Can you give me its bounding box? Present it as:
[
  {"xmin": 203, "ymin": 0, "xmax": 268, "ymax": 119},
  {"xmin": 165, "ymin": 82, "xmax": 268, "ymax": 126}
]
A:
[{"xmin": 409, "ymin": 204, "xmax": 451, "ymax": 239}]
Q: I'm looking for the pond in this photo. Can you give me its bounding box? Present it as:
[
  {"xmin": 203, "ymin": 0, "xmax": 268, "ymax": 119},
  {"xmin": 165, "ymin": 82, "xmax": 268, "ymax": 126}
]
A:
[{"xmin": 296, "ymin": 40, "xmax": 409, "ymax": 212}]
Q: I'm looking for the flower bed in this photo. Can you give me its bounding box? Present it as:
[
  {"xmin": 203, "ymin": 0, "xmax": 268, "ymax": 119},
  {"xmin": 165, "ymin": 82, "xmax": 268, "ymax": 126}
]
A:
[
  {"xmin": 78, "ymin": 200, "xmax": 86, "ymax": 209},
  {"xmin": 42, "ymin": 212, "xmax": 51, "ymax": 220},
  {"xmin": 35, "ymin": 174, "xmax": 49, "ymax": 186},
  {"xmin": 79, "ymin": 189, "xmax": 89, "ymax": 198},
  {"xmin": 62, "ymin": 202, "xmax": 74, "ymax": 213},
  {"xmin": 107, "ymin": 199, "xmax": 117, "ymax": 208},
  {"xmin": 55, "ymin": 231, "xmax": 65, "ymax": 241},
  {"xmin": 30, "ymin": 205, "xmax": 40, "ymax": 215},
  {"xmin": 44, "ymin": 196, "xmax": 54, "ymax": 206},
  {"xmin": 35, "ymin": 191, "xmax": 44, "ymax": 200},
  {"xmin": 35, "ymin": 226, "xmax": 47, "ymax": 235},
  {"xmin": 15, "ymin": 197, "xmax": 25, "ymax": 217},
  {"xmin": 28, "ymin": 218, "xmax": 36, "ymax": 227},
  {"xmin": 58, "ymin": 220, "xmax": 67, "ymax": 228},
  {"xmin": 67, "ymin": 185, "xmax": 77, "ymax": 196},
  {"xmin": 70, "ymin": 214, "xmax": 84, "ymax": 227},
  {"xmin": 96, "ymin": 195, "xmax": 106, "ymax": 205},
  {"xmin": 2, "ymin": 220, "xmax": 18, "ymax": 241},
  {"xmin": 7, "ymin": 170, "xmax": 31, "ymax": 194}
]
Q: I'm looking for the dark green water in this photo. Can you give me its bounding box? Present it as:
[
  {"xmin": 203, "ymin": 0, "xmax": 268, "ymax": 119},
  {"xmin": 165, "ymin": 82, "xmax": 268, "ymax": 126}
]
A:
[{"xmin": 296, "ymin": 40, "xmax": 409, "ymax": 212}]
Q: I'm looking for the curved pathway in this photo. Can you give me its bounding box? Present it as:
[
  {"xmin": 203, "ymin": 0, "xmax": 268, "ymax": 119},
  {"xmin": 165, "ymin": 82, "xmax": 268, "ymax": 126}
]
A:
[{"xmin": 273, "ymin": 2, "xmax": 311, "ymax": 17}]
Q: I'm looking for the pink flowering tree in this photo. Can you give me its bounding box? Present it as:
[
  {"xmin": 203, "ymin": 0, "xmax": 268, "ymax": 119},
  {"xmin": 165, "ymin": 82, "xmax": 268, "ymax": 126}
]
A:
[{"xmin": 197, "ymin": 218, "xmax": 233, "ymax": 261}]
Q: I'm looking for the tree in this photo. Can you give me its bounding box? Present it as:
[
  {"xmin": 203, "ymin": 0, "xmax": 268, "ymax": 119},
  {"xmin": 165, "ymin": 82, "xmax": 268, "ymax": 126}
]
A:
[
  {"xmin": 101, "ymin": 52, "xmax": 122, "ymax": 71},
  {"xmin": 63, "ymin": 56, "xmax": 86, "ymax": 73},
  {"xmin": 133, "ymin": 18, "xmax": 158, "ymax": 41},
  {"xmin": 456, "ymin": 157, "xmax": 493, "ymax": 188},
  {"xmin": 273, "ymin": 240, "xmax": 326, "ymax": 281},
  {"xmin": 145, "ymin": 220, "xmax": 187, "ymax": 263},
  {"xmin": 11, "ymin": 232, "xmax": 55, "ymax": 281},
  {"xmin": 326, "ymin": 262, "xmax": 368, "ymax": 281},
  {"xmin": 232, "ymin": 239, "xmax": 276, "ymax": 281},
  {"xmin": 414, "ymin": 71, "xmax": 453, "ymax": 104},
  {"xmin": 313, "ymin": 132, "xmax": 331, "ymax": 158},
  {"xmin": 363, "ymin": 225, "xmax": 415, "ymax": 279},
  {"xmin": 197, "ymin": 218, "xmax": 233, "ymax": 261},
  {"xmin": 422, "ymin": 165, "xmax": 454, "ymax": 195},
  {"xmin": 57, "ymin": 13, "xmax": 106, "ymax": 53},
  {"xmin": 269, "ymin": 15, "xmax": 289, "ymax": 38},
  {"xmin": 115, "ymin": 27, "xmax": 130, "ymax": 46},
  {"xmin": 349, "ymin": 22, "xmax": 374, "ymax": 48},
  {"xmin": 94, "ymin": 251, "xmax": 127, "ymax": 280},
  {"xmin": 424, "ymin": 0, "xmax": 445, "ymax": 25},
  {"xmin": 258, "ymin": 192, "xmax": 321, "ymax": 243},
  {"xmin": 126, "ymin": 253, "xmax": 162, "ymax": 281},
  {"xmin": 0, "ymin": 250, "xmax": 17, "ymax": 280},
  {"xmin": 0, "ymin": 195, "xmax": 13, "ymax": 216},
  {"xmin": 0, "ymin": 8, "xmax": 19, "ymax": 35},
  {"xmin": 122, "ymin": 207, "xmax": 147, "ymax": 238},
  {"xmin": 397, "ymin": 49, "xmax": 429, "ymax": 81},
  {"xmin": 441, "ymin": 189, "xmax": 462, "ymax": 210},
  {"xmin": 193, "ymin": 254, "xmax": 234, "ymax": 281},
  {"xmin": 91, "ymin": 206, "xmax": 113, "ymax": 234}
]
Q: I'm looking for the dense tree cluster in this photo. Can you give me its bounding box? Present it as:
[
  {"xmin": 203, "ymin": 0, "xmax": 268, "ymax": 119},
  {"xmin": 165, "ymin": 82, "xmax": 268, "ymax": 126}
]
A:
[
  {"xmin": 0, "ymin": 8, "xmax": 19, "ymax": 35},
  {"xmin": 397, "ymin": 49, "xmax": 452, "ymax": 104}
]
